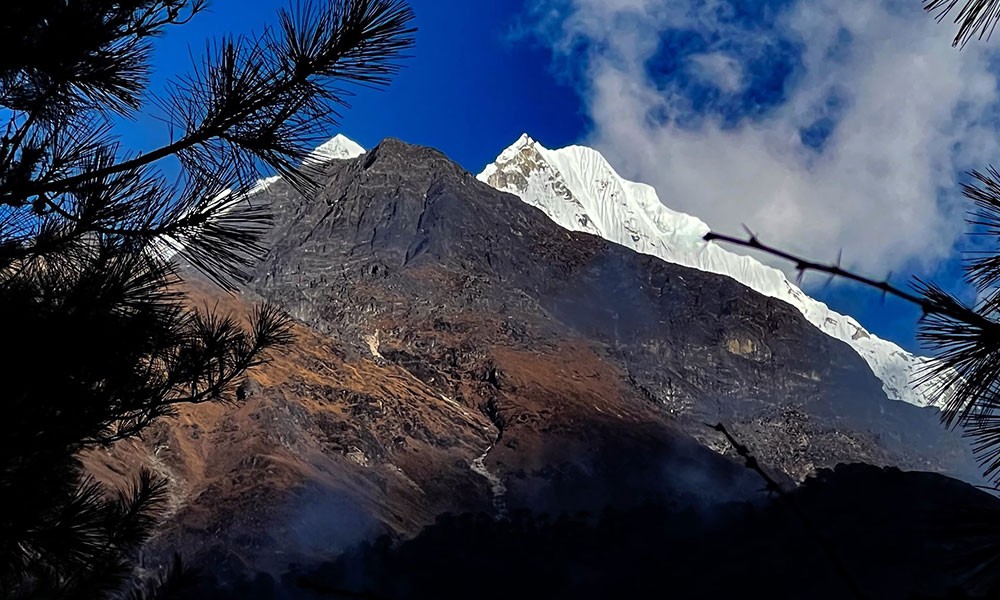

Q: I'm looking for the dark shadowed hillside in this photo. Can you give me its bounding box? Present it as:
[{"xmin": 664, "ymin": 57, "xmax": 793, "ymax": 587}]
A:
[{"xmin": 201, "ymin": 464, "xmax": 1000, "ymax": 600}]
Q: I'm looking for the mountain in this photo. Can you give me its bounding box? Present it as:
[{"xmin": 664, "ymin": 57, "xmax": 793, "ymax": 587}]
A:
[
  {"xmin": 89, "ymin": 136, "xmax": 984, "ymax": 584},
  {"xmin": 479, "ymin": 134, "xmax": 942, "ymax": 408},
  {"xmin": 250, "ymin": 137, "xmax": 976, "ymax": 479}
]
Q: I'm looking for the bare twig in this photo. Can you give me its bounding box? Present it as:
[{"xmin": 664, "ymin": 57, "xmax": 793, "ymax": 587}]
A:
[
  {"xmin": 704, "ymin": 230, "xmax": 927, "ymax": 307},
  {"xmin": 703, "ymin": 229, "xmax": 992, "ymax": 328}
]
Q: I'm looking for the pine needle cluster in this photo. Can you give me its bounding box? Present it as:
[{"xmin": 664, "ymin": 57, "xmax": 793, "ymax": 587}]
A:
[{"xmin": 0, "ymin": 1, "xmax": 414, "ymax": 597}]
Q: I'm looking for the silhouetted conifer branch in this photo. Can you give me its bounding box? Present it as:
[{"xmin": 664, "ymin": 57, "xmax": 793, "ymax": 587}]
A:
[
  {"xmin": 2, "ymin": 0, "xmax": 415, "ymax": 289},
  {"xmin": 925, "ymin": 0, "xmax": 1000, "ymax": 47},
  {"xmin": 703, "ymin": 230, "xmax": 937, "ymax": 314},
  {"xmin": 0, "ymin": 1, "xmax": 413, "ymax": 596}
]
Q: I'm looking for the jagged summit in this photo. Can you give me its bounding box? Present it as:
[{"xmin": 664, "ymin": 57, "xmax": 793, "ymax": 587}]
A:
[
  {"xmin": 484, "ymin": 135, "xmax": 712, "ymax": 244},
  {"xmin": 364, "ymin": 137, "xmax": 459, "ymax": 166},
  {"xmin": 490, "ymin": 133, "xmax": 535, "ymax": 169},
  {"xmin": 479, "ymin": 135, "xmax": 944, "ymax": 408}
]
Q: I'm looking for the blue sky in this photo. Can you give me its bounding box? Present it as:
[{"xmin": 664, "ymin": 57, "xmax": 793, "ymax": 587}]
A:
[
  {"xmin": 129, "ymin": 0, "xmax": 583, "ymax": 171},
  {"xmin": 131, "ymin": 0, "xmax": 1000, "ymax": 353}
]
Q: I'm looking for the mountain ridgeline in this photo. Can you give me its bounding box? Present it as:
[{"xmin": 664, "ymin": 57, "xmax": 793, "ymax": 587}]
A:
[
  {"xmin": 89, "ymin": 136, "xmax": 1000, "ymax": 595},
  {"xmin": 251, "ymin": 137, "xmax": 977, "ymax": 485},
  {"xmin": 481, "ymin": 135, "xmax": 944, "ymax": 408}
]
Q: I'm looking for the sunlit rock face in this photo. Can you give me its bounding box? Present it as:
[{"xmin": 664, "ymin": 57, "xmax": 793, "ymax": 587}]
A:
[{"xmin": 89, "ymin": 136, "xmax": 980, "ymax": 579}]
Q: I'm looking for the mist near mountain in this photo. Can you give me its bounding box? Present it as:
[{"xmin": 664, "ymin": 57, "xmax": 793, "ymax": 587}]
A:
[{"xmin": 194, "ymin": 465, "xmax": 1000, "ymax": 600}]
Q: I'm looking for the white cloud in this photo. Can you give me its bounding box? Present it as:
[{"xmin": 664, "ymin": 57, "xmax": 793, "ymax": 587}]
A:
[
  {"xmin": 526, "ymin": 0, "xmax": 1000, "ymax": 278},
  {"xmin": 687, "ymin": 52, "xmax": 744, "ymax": 93}
]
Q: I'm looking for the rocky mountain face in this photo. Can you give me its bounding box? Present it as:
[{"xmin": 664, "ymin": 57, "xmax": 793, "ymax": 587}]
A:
[
  {"xmin": 88, "ymin": 138, "xmax": 984, "ymax": 581},
  {"xmin": 251, "ymin": 138, "xmax": 977, "ymax": 481}
]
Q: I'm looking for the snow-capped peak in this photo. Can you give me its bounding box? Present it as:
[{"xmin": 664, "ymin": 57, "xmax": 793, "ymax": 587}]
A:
[
  {"xmin": 479, "ymin": 135, "xmax": 945, "ymax": 409},
  {"xmin": 500, "ymin": 133, "xmax": 535, "ymax": 162},
  {"xmin": 254, "ymin": 135, "xmax": 365, "ymax": 194},
  {"xmin": 304, "ymin": 134, "xmax": 366, "ymax": 165}
]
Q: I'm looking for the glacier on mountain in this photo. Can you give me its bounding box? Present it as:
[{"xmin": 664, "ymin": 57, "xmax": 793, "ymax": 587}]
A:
[{"xmin": 478, "ymin": 134, "xmax": 944, "ymax": 409}]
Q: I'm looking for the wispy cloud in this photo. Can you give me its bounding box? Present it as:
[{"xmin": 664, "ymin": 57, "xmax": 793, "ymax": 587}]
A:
[
  {"xmin": 687, "ymin": 52, "xmax": 744, "ymax": 93},
  {"xmin": 525, "ymin": 0, "xmax": 1000, "ymax": 278}
]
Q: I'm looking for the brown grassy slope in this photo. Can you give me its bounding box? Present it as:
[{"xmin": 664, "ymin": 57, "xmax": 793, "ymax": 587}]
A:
[{"xmin": 83, "ymin": 278, "xmax": 497, "ymax": 574}]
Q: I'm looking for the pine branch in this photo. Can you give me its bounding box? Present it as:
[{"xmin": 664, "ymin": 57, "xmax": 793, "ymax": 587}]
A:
[
  {"xmin": 0, "ymin": 0, "xmax": 208, "ymax": 117},
  {"xmin": 0, "ymin": 3, "xmax": 411, "ymax": 595},
  {"xmin": 704, "ymin": 228, "xmax": 998, "ymax": 328},
  {"xmin": 925, "ymin": 0, "xmax": 1000, "ymax": 47},
  {"xmin": 85, "ymin": 301, "xmax": 293, "ymax": 444},
  {"xmin": 2, "ymin": 0, "xmax": 415, "ymax": 289},
  {"xmin": 26, "ymin": 0, "xmax": 415, "ymax": 199}
]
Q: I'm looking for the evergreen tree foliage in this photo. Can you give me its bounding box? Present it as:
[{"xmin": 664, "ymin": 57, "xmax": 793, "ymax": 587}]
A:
[
  {"xmin": 0, "ymin": 1, "xmax": 415, "ymax": 597},
  {"xmin": 925, "ymin": 0, "xmax": 1000, "ymax": 47}
]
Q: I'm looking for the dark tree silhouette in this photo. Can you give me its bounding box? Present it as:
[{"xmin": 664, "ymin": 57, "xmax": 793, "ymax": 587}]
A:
[{"xmin": 0, "ymin": 1, "xmax": 414, "ymax": 598}]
